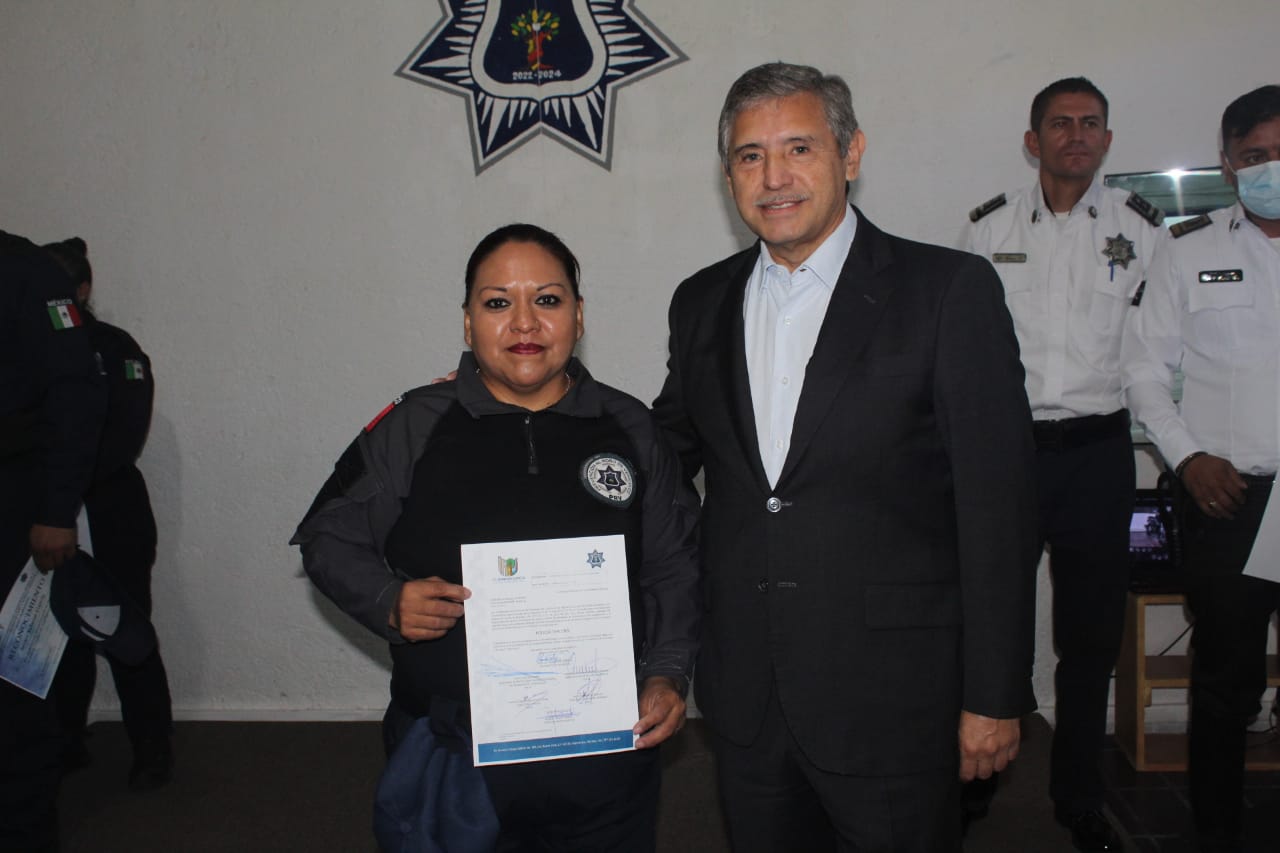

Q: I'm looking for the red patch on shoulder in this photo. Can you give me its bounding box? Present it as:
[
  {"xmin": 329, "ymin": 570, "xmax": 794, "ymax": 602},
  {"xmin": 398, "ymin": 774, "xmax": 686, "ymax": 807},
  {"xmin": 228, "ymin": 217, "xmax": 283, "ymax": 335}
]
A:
[{"xmin": 364, "ymin": 396, "xmax": 403, "ymax": 432}]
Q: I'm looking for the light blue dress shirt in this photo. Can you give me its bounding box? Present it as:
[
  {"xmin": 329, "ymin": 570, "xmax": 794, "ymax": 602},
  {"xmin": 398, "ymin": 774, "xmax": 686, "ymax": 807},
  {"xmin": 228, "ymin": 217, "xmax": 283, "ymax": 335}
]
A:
[{"xmin": 743, "ymin": 204, "xmax": 857, "ymax": 486}]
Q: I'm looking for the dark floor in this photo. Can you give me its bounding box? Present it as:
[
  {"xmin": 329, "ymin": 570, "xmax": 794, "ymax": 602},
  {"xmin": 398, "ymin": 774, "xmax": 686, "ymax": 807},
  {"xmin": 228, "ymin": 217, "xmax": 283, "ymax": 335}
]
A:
[
  {"xmin": 59, "ymin": 715, "xmax": 1079, "ymax": 852},
  {"xmin": 56, "ymin": 714, "xmax": 1279, "ymax": 852},
  {"xmin": 1101, "ymin": 730, "xmax": 1280, "ymax": 853}
]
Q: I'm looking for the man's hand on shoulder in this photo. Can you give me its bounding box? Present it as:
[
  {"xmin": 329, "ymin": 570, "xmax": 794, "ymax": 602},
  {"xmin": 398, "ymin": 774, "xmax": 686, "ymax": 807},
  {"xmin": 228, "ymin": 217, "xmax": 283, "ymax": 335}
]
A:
[
  {"xmin": 958, "ymin": 710, "xmax": 1021, "ymax": 781},
  {"xmin": 30, "ymin": 524, "xmax": 77, "ymax": 572}
]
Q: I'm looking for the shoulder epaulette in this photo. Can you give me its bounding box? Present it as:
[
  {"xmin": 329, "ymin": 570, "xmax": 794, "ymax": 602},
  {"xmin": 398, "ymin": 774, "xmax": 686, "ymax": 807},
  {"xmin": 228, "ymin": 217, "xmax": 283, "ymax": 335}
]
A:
[
  {"xmin": 969, "ymin": 193, "xmax": 1007, "ymax": 223},
  {"xmin": 1125, "ymin": 192, "xmax": 1164, "ymax": 227},
  {"xmin": 1169, "ymin": 214, "xmax": 1212, "ymax": 239},
  {"xmin": 364, "ymin": 393, "xmax": 407, "ymax": 432}
]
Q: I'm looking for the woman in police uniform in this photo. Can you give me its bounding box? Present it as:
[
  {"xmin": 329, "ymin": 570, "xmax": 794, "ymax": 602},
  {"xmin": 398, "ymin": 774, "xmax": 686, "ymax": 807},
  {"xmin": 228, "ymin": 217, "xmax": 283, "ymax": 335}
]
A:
[{"xmin": 292, "ymin": 224, "xmax": 699, "ymax": 852}]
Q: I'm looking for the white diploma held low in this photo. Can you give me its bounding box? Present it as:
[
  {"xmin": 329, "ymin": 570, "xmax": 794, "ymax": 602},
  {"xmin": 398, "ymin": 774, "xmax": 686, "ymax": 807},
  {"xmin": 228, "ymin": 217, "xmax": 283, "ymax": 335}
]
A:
[
  {"xmin": 1242, "ymin": 488, "xmax": 1280, "ymax": 583},
  {"xmin": 0, "ymin": 510, "xmax": 92, "ymax": 698},
  {"xmin": 460, "ymin": 534, "xmax": 637, "ymax": 766}
]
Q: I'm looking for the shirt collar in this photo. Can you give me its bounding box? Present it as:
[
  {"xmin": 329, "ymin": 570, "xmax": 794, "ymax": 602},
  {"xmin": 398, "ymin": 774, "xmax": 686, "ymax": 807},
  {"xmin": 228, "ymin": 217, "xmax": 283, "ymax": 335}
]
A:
[
  {"xmin": 756, "ymin": 203, "xmax": 857, "ymax": 290},
  {"xmin": 1225, "ymin": 202, "xmax": 1280, "ymax": 242},
  {"xmin": 1032, "ymin": 176, "xmax": 1105, "ymax": 219},
  {"xmin": 455, "ymin": 351, "xmax": 602, "ymax": 418}
]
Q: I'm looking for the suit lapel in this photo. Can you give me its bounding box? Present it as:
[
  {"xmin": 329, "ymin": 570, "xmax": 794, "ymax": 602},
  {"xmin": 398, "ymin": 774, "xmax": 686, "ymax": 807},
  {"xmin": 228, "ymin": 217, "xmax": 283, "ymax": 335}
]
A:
[
  {"xmin": 777, "ymin": 208, "xmax": 896, "ymax": 485},
  {"xmin": 708, "ymin": 248, "xmax": 772, "ymax": 491}
]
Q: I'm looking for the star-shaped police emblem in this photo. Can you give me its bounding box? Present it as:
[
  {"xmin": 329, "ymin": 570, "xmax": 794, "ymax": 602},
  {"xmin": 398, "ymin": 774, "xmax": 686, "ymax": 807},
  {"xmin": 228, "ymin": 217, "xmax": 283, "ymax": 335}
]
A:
[
  {"xmin": 586, "ymin": 549, "xmax": 606, "ymax": 569},
  {"xmin": 397, "ymin": 1, "xmax": 685, "ymax": 173},
  {"xmin": 595, "ymin": 465, "xmax": 627, "ymax": 493},
  {"xmin": 1101, "ymin": 233, "xmax": 1136, "ymax": 270}
]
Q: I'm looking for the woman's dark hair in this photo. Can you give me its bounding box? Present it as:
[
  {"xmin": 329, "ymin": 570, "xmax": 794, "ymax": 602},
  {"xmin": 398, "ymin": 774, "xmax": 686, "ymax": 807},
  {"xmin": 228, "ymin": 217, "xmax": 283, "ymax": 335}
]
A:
[
  {"xmin": 463, "ymin": 223, "xmax": 581, "ymax": 305},
  {"xmin": 43, "ymin": 236, "xmax": 92, "ymax": 286}
]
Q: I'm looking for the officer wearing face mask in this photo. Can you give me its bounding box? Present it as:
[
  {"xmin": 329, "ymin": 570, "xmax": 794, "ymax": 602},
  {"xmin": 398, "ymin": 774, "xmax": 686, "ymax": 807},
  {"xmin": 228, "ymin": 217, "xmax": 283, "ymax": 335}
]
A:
[{"xmin": 1122, "ymin": 84, "xmax": 1280, "ymax": 853}]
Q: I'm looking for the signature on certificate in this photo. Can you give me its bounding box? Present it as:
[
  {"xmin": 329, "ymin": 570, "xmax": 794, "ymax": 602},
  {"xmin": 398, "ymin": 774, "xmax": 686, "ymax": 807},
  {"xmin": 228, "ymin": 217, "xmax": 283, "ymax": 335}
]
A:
[
  {"xmin": 544, "ymin": 707, "xmax": 577, "ymax": 724},
  {"xmin": 566, "ymin": 649, "xmax": 615, "ymax": 677},
  {"xmin": 574, "ymin": 678, "xmax": 604, "ymax": 704},
  {"xmin": 512, "ymin": 690, "xmax": 549, "ymax": 712},
  {"xmin": 536, "ymin": 650, "xmax": 576, "ymax": 667}
]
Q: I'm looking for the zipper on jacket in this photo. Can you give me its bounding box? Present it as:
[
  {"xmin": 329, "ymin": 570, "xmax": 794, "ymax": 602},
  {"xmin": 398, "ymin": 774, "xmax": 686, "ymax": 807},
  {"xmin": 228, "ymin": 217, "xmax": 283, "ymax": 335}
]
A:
[{"xmin": 524, "ymin": 414, "xmax": 539, "ymax": 474}]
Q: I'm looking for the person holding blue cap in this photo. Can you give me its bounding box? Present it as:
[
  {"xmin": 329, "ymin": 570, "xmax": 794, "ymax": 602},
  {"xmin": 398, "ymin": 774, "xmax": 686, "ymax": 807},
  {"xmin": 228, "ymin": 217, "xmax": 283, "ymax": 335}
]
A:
[
  {"xmin": 43, "ymin": 236, "xmax": 174, "ymax": 792},
  {"xmin": 1, "ymin": 228, "xmax": 106, "ymax": 853}
]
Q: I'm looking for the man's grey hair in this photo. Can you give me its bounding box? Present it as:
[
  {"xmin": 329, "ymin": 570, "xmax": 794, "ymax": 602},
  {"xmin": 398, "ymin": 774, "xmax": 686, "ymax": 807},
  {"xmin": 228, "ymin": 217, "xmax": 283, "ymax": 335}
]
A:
[{"xmin": 717, "ymin": 62, "xmax": 859, "ymax": 171}]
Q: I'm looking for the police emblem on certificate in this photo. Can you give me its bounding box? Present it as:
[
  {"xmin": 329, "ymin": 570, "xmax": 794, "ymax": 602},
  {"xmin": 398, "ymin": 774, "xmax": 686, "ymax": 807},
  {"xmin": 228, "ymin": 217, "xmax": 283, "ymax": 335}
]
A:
[{"xmin": 460, "ymin": 533, "xmax": 638, "ymax": 765}]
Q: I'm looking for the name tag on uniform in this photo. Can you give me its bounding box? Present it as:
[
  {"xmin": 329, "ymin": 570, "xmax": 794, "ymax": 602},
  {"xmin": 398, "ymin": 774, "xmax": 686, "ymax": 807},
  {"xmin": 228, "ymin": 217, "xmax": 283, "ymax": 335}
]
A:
[
  {"xmin": 1198, "ymin": 269, "xmax": 1243, "ymax": 283},
  {"xmin": 992, "ymin": 253, "xmax": 1027, "ymax": 263}
]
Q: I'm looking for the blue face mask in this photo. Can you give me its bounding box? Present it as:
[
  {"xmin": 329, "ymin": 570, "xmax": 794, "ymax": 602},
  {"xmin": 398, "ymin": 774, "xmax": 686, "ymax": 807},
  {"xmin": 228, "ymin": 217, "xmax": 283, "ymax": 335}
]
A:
[{"xmin": 1230, "ymin": 159, "xmax": 1280, "ymax": 220}]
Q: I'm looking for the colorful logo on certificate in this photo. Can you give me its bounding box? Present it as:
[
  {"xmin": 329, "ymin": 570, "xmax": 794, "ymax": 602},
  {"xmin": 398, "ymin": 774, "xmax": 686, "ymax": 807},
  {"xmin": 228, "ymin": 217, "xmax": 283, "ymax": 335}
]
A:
[
  {"xmin": 397, "ymin": 1, "xmax": 684, "ymax": 172},
  {"xmin": 498, "ymin": 557, "xmax": 519, "ymax": 577}
]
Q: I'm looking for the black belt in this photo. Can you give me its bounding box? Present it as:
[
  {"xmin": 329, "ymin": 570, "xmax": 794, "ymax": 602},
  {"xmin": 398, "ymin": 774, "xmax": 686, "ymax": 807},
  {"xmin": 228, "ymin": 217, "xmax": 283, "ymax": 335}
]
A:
[{"xmin": 1032, "ymin": 410, "xmax": 1130, "ymax": 451}]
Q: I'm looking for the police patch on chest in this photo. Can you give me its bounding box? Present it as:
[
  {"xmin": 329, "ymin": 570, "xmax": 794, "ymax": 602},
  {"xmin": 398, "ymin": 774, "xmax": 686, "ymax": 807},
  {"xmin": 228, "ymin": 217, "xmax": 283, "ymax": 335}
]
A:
[{"xmin": 580, "ymin": 453, "xmax": 636, "ymax": 509}]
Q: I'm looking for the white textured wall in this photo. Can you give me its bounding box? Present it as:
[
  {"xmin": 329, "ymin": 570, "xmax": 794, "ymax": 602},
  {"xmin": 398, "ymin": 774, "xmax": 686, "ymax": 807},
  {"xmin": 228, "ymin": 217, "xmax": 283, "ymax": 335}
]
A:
[{"xmin": 2, "ymin": 1, "xmax": 1276, "ymax": 720}]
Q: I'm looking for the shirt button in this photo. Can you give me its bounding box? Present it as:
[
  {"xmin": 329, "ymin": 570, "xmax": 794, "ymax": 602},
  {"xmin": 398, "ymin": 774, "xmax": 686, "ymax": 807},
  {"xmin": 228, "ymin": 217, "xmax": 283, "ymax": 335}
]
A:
[
  {"xmin": 784, "ymin": 317, "xmax": 793, "ymax": 325},
  {"xmin": 766, "ymin": 497, "xmax": 782, "ymax": 513},
  {"xmin": 780, "ymin": 376, "xmax": 790, "ymax": 386},
  {"xmin": 775, "ymin": 439, "xmax": 784, "ymax": 450},
  {"xmin": 756, "ymin": 579, "xmax": 770, "ymax": 593}
]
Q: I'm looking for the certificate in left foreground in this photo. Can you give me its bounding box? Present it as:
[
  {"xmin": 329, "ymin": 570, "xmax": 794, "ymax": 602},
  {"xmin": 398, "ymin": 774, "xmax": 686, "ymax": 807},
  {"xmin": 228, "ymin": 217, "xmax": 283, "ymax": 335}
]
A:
[{"xmin": 0, "ymin": 559, "xmax": 69, "ymax": 699}]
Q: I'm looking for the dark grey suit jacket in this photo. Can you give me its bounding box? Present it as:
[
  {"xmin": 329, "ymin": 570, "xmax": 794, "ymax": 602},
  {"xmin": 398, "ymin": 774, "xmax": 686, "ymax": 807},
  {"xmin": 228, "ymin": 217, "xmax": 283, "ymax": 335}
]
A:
[{"xmin": 653, "ymin": 207, "xmax": 1039, "ymax": 775}]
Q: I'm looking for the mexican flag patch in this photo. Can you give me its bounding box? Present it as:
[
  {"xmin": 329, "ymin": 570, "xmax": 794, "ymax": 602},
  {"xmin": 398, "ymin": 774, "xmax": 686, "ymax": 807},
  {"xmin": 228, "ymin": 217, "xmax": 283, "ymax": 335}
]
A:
[
  {"xmin": 124, "ymin": 359, "xmax": 145, "ymax": 380},
  {"xmin": 46, "ymin": 299, "xmax": 83, "ymax": 330}
]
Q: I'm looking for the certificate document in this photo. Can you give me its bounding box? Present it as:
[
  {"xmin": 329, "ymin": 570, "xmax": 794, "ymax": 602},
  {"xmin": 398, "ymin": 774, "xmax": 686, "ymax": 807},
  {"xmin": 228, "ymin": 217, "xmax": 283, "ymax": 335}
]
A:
[
  {"xmin": 1243, "ymin": 494, "xmax": 1280, "ymax": 582},
  {"xmin": 0, "ymin": 511, "xmax": 89, "ymax": 698},
  {"xmin": 0, "ymin": 560, "xmax": 69, "ymax": 699},
  {"xmin": 460, "ymin": 533, "xmax": 638, "ymax": 766}
]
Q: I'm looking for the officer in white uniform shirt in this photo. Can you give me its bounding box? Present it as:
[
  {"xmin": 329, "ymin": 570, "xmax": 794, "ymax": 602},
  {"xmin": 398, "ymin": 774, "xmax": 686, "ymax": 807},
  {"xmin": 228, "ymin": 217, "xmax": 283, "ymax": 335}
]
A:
[
  {"xmin": 1121, "ymin": 84, "xmax": 1280, "ymax": 853},
  {"xmin": 964, "ymin": 77, "xmax": 1166, "ymax": 853}
]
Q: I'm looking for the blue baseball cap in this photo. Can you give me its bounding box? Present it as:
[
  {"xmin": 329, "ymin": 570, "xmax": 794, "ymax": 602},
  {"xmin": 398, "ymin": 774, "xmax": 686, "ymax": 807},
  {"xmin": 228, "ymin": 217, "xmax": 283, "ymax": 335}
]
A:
[{"xmin": 50, "ymin": 550, "xmax": 157, "ymax": 666}]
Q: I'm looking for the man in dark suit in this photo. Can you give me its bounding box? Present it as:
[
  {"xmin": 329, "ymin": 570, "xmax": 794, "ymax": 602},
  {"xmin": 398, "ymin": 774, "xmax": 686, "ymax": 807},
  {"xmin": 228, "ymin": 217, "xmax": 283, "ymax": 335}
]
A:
[{"xmin": 652, "ymin": 62, "xmax": 1039, "ymax": 852}]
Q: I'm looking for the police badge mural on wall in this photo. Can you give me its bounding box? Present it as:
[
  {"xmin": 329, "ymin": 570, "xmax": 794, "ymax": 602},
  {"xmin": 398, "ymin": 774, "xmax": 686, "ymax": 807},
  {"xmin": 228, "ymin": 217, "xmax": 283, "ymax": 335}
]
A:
[{"xmin": 397, "ymin": 1, "xmax": 684, "ymax": 172}]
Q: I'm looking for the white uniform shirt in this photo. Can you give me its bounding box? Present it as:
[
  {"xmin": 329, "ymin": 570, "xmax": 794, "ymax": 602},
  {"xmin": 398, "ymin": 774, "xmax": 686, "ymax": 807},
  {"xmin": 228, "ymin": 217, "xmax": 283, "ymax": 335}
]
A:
[
  {"xmin": 1121, "ymin": 204, "xmax": 1280, "ymax": 474},
  {"xmin": 743, "ymin": 204, "xmax": 856, "ymax": 486},
  {"xmin": 964, "ymin": 178, "xmax": 1166, "ymax": 420}
]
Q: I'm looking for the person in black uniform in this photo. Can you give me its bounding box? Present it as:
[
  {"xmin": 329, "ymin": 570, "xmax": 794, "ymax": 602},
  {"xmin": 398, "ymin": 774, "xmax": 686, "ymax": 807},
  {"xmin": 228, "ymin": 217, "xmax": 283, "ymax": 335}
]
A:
[
  {"xmin": 43, "ymin": 238, "xmax": 174, "ymax": 792},
  {"xmin": 292, "ymin": 224, "xmax": 700, "ymax": 852},
  {"xmin": 1, "ymin": 229, "xmax": 106, "ymax": 852}
]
